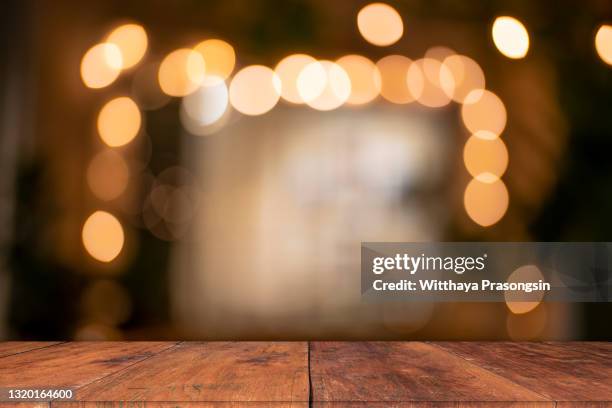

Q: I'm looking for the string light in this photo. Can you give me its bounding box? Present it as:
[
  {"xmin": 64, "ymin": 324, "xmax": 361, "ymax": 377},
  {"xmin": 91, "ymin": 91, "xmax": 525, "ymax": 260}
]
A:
[
  {"xmin": 82, "ymin": 211, "xmax": 125, "ymax": 262},
  {"xmin": 106, "ymin": 23, "xmax": 148, "ymax": 69},
  {"xmin": 80, "ymin": 43, "xmax": 122, "ymax": 89},
  {"xmin": 595, "ymin": 25, "xmax": 612, "ymax": 66},
  {"xmin": 97, "ymin": 97, "xmax": 141, "ymax": 147},
  {"xmin": 357, "ymin": 3, "xmax": 404, "ymax": 46},
  {"xmin": 229, "ymin": 65, "xmax": 281, "ymax": 115},
  {"xmin": 492, "ymin": 16, "xmax": 530, "ymax": 59}
]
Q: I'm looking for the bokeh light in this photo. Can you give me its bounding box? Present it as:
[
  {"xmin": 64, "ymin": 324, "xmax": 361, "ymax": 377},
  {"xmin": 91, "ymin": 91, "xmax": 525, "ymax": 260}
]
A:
[
  {"xmin": 336, "ymin": 54, "xmax": 381, "ymax": 105},
  {"xmin": 464, "ymin": 177, "xmax": 509, "ymax": 227},
  {"xmin": 229, "ymin": 65, "xmax": 281, "ymax": 115},
  {"xmin": 97, "ymin": 97, "xmax": 141, "ymax": 147},
  {"xmin": 492, "ymin": 16, "xmax": 530, "ymax": 59},
  {"xmin": 413, "ymin": 58, "xmax": 453, "ymax": 108},
  {"xmin": 505, "ymin": 264, "xmax": 546, "ymax": 314},
  {"xmin": 87, "ymin": 150, "xmax": 129, "ymax": 201},
  {"xmin": 80, "ymin": 43, "xmax": 123, "ymax": 89},
  {"xmin": 182, "ymin": 77, "xmax": 229, "ymax": 127},
  {"xmin": 82, "ymin": 211, "xmax": 125, "ymax": 262},
  {"xmin": 463, "ymin": 133, "xmax": 508, "ymax": 181},
  {"xmin": 106, "ymin": 23, "xmax": 148, "ymax": 69},
  {"xmin": 461, "ymin": 89, "xmax": 507, "ymax": 136},
  {"xmin": 376, "ymin": 55, "xmax": 420, "ymax": 104},
  {"xmin": 298, "ymin": 60, "xmax": 351, "ymax": 111},
  {"xmin": 158, "ymin": 48, "xmax": 206, "ymax": 97},
  {"xmin": 357, "ymin": 3, "xmax": 404, "ymax": 46},
  {"xmin": 275, "ymin": 54, "xmax": 317, "ymax": 104},
  {"xmin": 595, "ymin": 24, "xmax": 612, "ymax": 66},
  {"xmin": 441, "ymin": 55, "xmax": 485, "ymax": 103},
  {"xmin": 194, "ymin": 39, "xmax": 236, "ymax": 83}
]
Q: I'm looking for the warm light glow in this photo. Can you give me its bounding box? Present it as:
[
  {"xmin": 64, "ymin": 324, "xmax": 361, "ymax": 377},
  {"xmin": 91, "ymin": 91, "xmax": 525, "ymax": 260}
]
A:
[
  {"xmin": 492, "ymin": 16, "xmax": 530, "ymax": 59},
  {"xmin": 461, "ymin": 89, "xmax": 507, "ymax": 136},
  {"xmin": 97, "ymin": 97, "xmax": 141, "ymax": 147},
  {"xmin": 463, "ymin": 133, "xmax": 508, "ymax": 181},
  {"xmin": 595, "ymin": 25, "xmax": 612, "ymax": 66},
  {"xmin": 106, "ymin": 23, "xmax": 147, "ymax": 69},
  {"xmin": 158, "ymin": 49, "xmax": 206, "ymax": 97},
  {"xmin": 441, "ymin": 55, "xmax": 485, "ymax": 103},
  {"xmin": 505, "ymin": 265, "xmax": 545, "ymax": 314},
  {"xmin": 87, "ymin": 150, "xmax": 129, "ymax": 201},
  {"xmin": 336, "ymin": 55, "xmax": 381, "ymax": 105},
  {"xmin": 298, "ymin": 60, "xmax": 351, "ymax": 111},
  {"xmin": 414, "ymin": 58, "xmax": 452, "ymax": 108},
  {"xmin": 82, "ymin": 211, "xmax": 125, "ymax": 262},
  {"xmin": 275, "ymin": 54, "xmax": 317, "ymax": 104},
  {"xmin": 194, "ymin": 39, "xmax": 236, "ymax": 83},
  {"xmin": 80, "ymin": 43, "xmax": 123, "ymax": 89},
  {"xmin": 357, "ymin": 3, "xmax": 404, "ymax": 46},
  {"xmin": 229, "ymin": 65, "xmax": 281, "ymax": 115},
  {"xmin": 376, "ymin": 55, "xmax": 419, "ymax": 104},
  {"xmin": 182, "ymin": 77, "xmax": 229, "ymax": 126},
  {"xmin": 464, "ymin": 177, "xmax": 509, "ymax": 227}
]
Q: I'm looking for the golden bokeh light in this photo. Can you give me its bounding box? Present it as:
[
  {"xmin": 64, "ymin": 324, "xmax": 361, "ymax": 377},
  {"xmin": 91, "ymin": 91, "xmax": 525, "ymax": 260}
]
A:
[
  {"xmin": 376, "ymin": 55, "xmax": 420, "ymax": 104},
  {"xmin": 106, "ymin": 23, "xmax": 148, "ymax": 69},
  {"xmin": 492, "ymin": 16, "xmax": 530, "ymax": 59},
  {"xmin": 464, "ymin": 177, "xmax": 509, "ymax": 227},
  {"xmin": 357, "ymin": 3, "xmax": 404, "ymax": 47},
  {"xmin": 336, "ymin": 54, "xmax": 381, "ymax": 105},
  {"xmin": 505, "ymin": 265, "xmax": 546, "ymax": 314},
  {"xmin": 87, "ymin": 150, "xmax": 129, "ymax": 201},
  {"xmin": 275, "ymin": 54, "xmax": 317, "ymax": 104},
  {"xmin": 80, "ymin": 43, "xmax": 123, "ymax": 89},
  {"xmin": 158, "ymin": 49, "xmax": 206, "ymax": 97},
  {"xmin": 595, "ymin": 25, "xmax": 612, "ymax": 66},
  {"xmin": 414, "ymin": 58, "xmax": 453, "ymax": 108},
  {"xmin": 463, "ymin": 133, "xmax": 508, "ymax": 181},
  {"xmin": 298, "ymin": 60, "xmax": 351, "ymax": 111},
  {"xmin": 194, "ymin": 39, "xmax": 236, "ymax": 83},
  {"xmin": 182, "ymin": 77, "xmax": 229, "ymax": 126},
  {"xmin": 82, "ymin": 211, "xmax": 125, "ymax": 262},
  {"xmin": 229, "ymin": 65, "xmax": 281, "ymax": 115},
  {"xmin": 441, "ymin": 55, "xmax": 485, "ymax": 102},
  {"xmin": 461, "ymin": 89, "xmax": 507, "ymax": 136},
  {"xmin": 97, "ymin": 97, "xmax": 141, "ymax": 147}
]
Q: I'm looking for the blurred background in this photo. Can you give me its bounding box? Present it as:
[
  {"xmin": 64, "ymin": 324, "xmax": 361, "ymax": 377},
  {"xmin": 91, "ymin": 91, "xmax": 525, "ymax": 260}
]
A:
[{"xmin": 0, "ymin": 0, "xmax": 611, "ymax": 341}]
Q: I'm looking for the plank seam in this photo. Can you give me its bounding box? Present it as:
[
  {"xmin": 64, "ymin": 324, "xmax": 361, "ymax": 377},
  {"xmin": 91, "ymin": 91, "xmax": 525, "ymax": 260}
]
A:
[
  {"xmin": 0, "ymin": 341, "xmax": 67, "ymax": 360},
  {"xmin": 427, "ymin": 341, "xmax": 554, "ymax": 404},
  {"xmin": 308, "ymin": 341, "xmax": 313, "ymax": 408},
  {"xmin": 51, "ymin": 341, "xmax": 183, "ymax": 404}
]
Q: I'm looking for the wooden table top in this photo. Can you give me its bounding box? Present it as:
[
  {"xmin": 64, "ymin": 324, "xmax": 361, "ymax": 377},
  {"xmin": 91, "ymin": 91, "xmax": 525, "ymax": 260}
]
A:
[{"xmin": 0, "ymin": 341, "xmax": 610, "ymax": 407}]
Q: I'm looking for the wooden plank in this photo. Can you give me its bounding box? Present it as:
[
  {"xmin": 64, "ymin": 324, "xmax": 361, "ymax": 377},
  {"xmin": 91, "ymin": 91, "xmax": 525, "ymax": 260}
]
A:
[
  {"xmin": 72, "ymin": 342, "xmax": 308, "ymax": 405},
  {"xmin": 433, "ymin": 342, "xmax": 612, "ymax": 403},
  {"xmin": 0, "ymin": 343, "xmax": 61, "ymax": 359},
  {"xmin": 309, "ymin": 342, "xmax": 551, "ymax": 407},
  {"xmin": 0, "ymin": 342, "xmax": 176, "ymax": 389}
]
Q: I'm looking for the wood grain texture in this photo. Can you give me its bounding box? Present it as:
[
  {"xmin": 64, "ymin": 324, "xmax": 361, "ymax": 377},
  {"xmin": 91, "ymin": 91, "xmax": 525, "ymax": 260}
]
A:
[
  {"xmin": 432, "ymin": 342, "xmax": 612, "ymax": 403},
  {"xmin": 73, "ymin": 342, "xmax": 308, "ymax": 405},
  {"xmin": 0, "ymin": 342, "xmax": 176, "ymax": 388},
  {"xmin": 309, "ymin": 342, "xmax": 551, "ymax": 407},
  {"xmin": 0, "ymin": 343, "xmax": 61, "ymax": 359}
]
